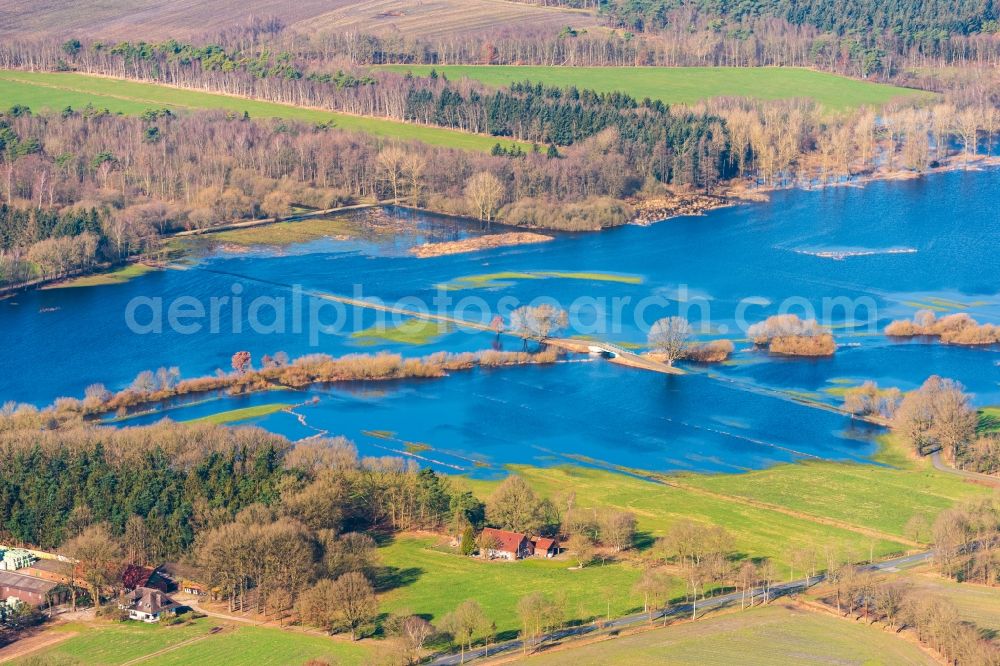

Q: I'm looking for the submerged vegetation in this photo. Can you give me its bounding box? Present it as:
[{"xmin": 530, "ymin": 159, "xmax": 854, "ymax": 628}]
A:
[
  {"xmin": 350, "ymin": 320, "xmax": 448, "ymax": 346},
  {"xmin": 439, "ymin": 270, "xmax": 643, "ymax": 291}
]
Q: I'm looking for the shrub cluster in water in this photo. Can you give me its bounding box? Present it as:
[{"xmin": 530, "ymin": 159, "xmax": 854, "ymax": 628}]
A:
[
  {"xmin": 44, "ymin": 349, "xmax": 561, "ymax": 418},
  {"xmin": 747, "ymin": 314, "xmax": 836, "ymax": 357},
  {"xmin": 885, "ymin": 310, "xmax": 1000, "ymax": 346}
]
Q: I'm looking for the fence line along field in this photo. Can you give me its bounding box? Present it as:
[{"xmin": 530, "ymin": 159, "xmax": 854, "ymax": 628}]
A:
[
  {"xmin": 0, "ymin": 70, "xmax": 527, "ymax": 153},
  {"xmin": 379, "ymin": 65, "xmax": 930, "ymax": 111}
]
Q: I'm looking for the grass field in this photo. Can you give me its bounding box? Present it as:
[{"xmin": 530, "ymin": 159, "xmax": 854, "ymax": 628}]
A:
[
  {"xmin": 896, "ymin": 568, "xmax": 1000, "ymax": 635},
  {"xmin": 466, "ymin": 465, "xmax": 909, "ymax": 574},
  {"xmin": 980, "ymin": 407, "xmax": 1000, "ymax": 433},
  {"xmin": 378, "ymin": 535, "xmax": 655, "ymax": 637},
  {"xmin": 678, "ymin": 436, "xmax": 987, "ymax": 538},
  {"xmin": 184, "ymin": 403, "xmax": 292, "ymax": 425},
  {"xmin": 380, "ymin": 65, "xmax": 928, "ymax": 111},
  {"xmin": 205, "ymin": 218, "xmax": 364, "ymax": 247},
  {"xmin": 459, "ymin": 439, "xmax": 988, "ymax": 574},
  {"xmin": 527, "ymin": 602, "xmax": 935, "ymax": 665},
  {"xmin": 15, "ymin": 617, "xmax": 371, "ymax": 665},
  {"xmin": 0, "ymin": 71, "xmax": 526, "ymax": 152},
  {"xmin": 45, "ymin": 263, "xmax": 157, "ymax": 289}
]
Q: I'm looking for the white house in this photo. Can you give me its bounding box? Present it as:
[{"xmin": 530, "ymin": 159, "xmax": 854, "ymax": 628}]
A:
[{"xmin": 119, "ymin": 586, "xmax": 178, "ymax": 622}]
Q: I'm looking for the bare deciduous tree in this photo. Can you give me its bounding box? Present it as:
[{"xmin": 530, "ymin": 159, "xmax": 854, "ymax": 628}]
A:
[
  {"xmin": 464, "ymin": 171, "xmax": 505, "ymax": 224},
  {"xmin": 648, "ymin": 317, "xmax": 693, "ymax": 366}
]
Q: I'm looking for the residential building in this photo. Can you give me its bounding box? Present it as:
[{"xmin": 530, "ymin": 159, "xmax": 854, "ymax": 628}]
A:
[
  {"xmin": 119, "ymin": 586, "xmax": 179, "ymax": 622},
  {"xmin": 480, "ymin": 528, "xmax": 534, "ymax": 560}
]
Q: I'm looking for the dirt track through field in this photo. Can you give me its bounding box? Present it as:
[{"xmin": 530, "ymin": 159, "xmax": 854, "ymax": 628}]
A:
[
  {"xmin": 118, "ymin": 628, "xmax": 225, "ymax": 665},
  {"xmin": 0, "ymin": 628, "xmax": 77, "ymax": 663}
]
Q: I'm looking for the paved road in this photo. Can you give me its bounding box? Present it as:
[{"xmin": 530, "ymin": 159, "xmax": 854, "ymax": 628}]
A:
[
  {"xmin": 429, "ymin": 550, "xmax": 933, "ymax": 665},
  {"xmin": 931, "ymin": 452, "xmax": 1000, "ymax": 487}
]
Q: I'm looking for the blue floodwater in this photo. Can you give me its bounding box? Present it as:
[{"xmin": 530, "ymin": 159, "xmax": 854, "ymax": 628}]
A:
[{"xmin": 3, "ymin": 169, "xmax": 998, "ymax": 475}]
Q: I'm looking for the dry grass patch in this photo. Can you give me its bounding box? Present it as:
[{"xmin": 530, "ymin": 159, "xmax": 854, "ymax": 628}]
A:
[{"xmin": 302, "ymin": 0, "xmax": 601, "ymax": 38}]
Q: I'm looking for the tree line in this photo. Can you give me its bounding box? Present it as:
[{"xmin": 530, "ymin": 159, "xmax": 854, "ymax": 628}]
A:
[{"xmin": 93, "ymin": 13, "xmax": 1000, "ymax": 77}]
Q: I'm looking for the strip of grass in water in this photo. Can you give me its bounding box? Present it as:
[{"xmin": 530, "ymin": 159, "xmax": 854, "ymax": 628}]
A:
[
  {"xmin": 822, "ymin": 380, "xmax": 901, "ymax": 399},
  {"xmin": 405, "ymin": 442, "xmax": 432, "ymax": 453},
  {"xmin": 184, "ymin": 403, "xmax": 291, "ymax": 425},
  {"xmin": 351, "ymin": 319, "xmax": 449, "ymax": 345},
  {"xmin": 47, "ymin": 263, "xmax": 157, "ymax": 289},
  {"xmin": 208, "ymin": 217, "xmax": 362, "ymax": 247},
  {"xmin": 569, "ymin": 334, "xmax": 642, "ymax": 350},
  {"xmin": 899, "ymin": 299, "xmax": 952, "ymax": 312},
  {"xmin": 438, "ymin": 270, "xmax": 643, "ymax": 290}
]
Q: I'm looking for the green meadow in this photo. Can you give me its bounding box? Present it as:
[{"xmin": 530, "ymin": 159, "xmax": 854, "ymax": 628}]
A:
[
  {"xmin": 467, "ymin": 464, "xmax": 909, "ymax": 570},
  {"xmin": 378, "ymin": 535, "xmax": 653, "ymax": 637},
  {"xmin": 44, "ymin": 263, "xmax": 157, "ymax": 289},
  {"xmin": 979, "ymin": 407, "xmax": 1000, "ymax": 434},
  {"xmin": 15, "ymin": 618, "xmax": 371, "ymax": 665},
  {"xmin": 386, "ymin": 438, "xmax": 990, "ymax": 640},
  {"xmin": 0, "ymin": 70, "xmax": 526, "ymax": 152},
  {"xmin": 527, "ymin": 602, "xmax": 935, "ymax": 665},
  {"xmin": 380, "ymin": 65, "xmax": 928, "ymax": 111},
  {"xmin": 677, "ymin": 437, "xmax": 987, "ymax": 537}
]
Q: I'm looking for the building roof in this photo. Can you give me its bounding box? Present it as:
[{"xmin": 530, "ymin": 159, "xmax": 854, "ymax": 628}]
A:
[
  {"xmin": 0, "ymin": 570, "xmax": 57, "ymax": 595},
  {"xmin": 121, "ymin": 565, "xmax": 155, "ymax": 591},
  {"xmin": 157, "ymin": 562, "xmax": 203, "ymax": 582},
  {"xmin": 481, "ymin": 528, "xmax": 528, "ymax": 554},
  {"xmin": 533, "ymin": 537, "xmax": 558, "ymax": 551},
  {"xmin": 123, "ymin": 586, "xmax": 177, "ymax": 615},
  {"xmin": 23, "ymin": 559, "xmax": 72, "ymax": 575}
]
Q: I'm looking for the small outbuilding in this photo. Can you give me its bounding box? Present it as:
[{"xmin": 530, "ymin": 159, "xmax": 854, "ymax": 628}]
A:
[{"xmin": 532, "ymin": 537, "xmax": 560, "ymax": 558}]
